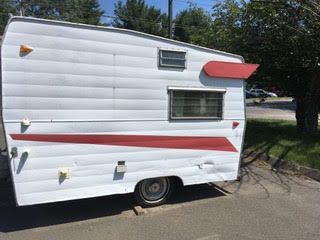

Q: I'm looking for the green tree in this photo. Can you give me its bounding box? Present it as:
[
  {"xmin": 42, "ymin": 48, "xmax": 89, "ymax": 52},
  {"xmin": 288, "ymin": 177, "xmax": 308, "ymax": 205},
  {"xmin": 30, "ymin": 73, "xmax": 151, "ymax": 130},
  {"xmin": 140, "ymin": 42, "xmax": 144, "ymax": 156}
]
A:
[
  {"xmin": 21, "ymin": 0, "xmax": 60, "ymax": 19},
  {"xmin": 212, "ymin": 0, "xmax": 320, "ymax": 134},
  {"xmin": 174, "ymin": 5, "xmax": 212, "ymax": 47},
  {"xmin": 113, "ymin": 0, "xmax": 167, "ymax": 37},
  {"xmin": 0, "ymin": 0, "xmax": 17, "ymax": 34},
  {"xmin": 59, "ymin": 0, "xmax": 104, "ymax": 25},
  {"xmin": 244, "ymin": 1, "xmax": 319, "ymax": 134},
  {"xmin": 0, "ymin": 0, "xmax": 104, "ymax": 33},
  {"xmin": 211, "ymin": 0, "xmax": 243, "ymax": 52}
]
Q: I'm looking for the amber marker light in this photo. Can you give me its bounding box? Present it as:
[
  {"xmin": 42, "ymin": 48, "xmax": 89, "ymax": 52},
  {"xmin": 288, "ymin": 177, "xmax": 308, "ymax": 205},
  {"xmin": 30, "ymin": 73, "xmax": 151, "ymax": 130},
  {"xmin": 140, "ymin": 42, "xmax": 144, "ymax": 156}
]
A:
[{"xmin": 20, "ymin": 44, "xmax": 34, "ymax": 54}]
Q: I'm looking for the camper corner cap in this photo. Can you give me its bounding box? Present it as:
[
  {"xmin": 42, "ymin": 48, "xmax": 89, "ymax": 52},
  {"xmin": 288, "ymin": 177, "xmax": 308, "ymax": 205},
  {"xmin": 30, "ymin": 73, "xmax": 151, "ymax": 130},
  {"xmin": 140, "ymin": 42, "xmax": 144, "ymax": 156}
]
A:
[{"xmin": 203, "ymin": 61, "xmax": 259, "ymax": 79}]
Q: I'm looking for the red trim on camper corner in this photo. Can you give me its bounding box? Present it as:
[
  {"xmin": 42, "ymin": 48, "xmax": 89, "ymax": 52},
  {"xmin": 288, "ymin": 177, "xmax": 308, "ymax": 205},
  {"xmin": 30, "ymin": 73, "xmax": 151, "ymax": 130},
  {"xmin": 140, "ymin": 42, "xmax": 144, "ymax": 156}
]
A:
[
  {"xmin": 203, "ymin": 61, "xmax": 259, "ymax": 79},
  {"xmin": 10, "ymin": 134, "xmax": 238, "ymax": 152},
  {"xmin": 232, "ymin": 121, "xmax": 240, "ymax": 129}
]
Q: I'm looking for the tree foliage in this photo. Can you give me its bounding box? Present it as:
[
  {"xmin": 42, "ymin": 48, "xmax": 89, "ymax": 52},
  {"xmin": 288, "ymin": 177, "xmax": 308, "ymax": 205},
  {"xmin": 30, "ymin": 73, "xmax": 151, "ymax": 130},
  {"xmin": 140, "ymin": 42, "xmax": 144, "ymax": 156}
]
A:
[
  {"xmin": 210, "ymin": 0, "xmax": 320, "ymax": 134},
  {"xmin": 174, "ymin": 5, "xmax": 212, "ymax": 46},
  {"xmin": 23, "ymin": 0, "xmax": 104, "ymax": 24},
  {"xmin": 0, "ymin": 0, "xmax": 104, "ymax": 33},
  {"xmin": 246, "ymin": 0, "xmax": 320, "ymax": 134},
  {"xmin": 0, "ymin": 0, "xmax": 17, "ymax": 34},
  {"xmin": 210, "ymin": 0, "xmax": 243, "ymax": 52},
  {"xmin": 113, "ymin": 0, "xmax": 167, "ymax": 37},
  {"xmin": 59, "ymin": 0, "xmax": 104, "ymax": 25}
]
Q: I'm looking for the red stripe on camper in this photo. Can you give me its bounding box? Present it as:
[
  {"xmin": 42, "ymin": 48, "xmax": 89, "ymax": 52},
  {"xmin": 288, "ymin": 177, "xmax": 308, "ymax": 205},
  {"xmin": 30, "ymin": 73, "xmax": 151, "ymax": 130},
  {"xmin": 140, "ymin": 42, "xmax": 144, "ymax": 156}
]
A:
[
  {"xmin": 10, "ymin": 134, "xmax": 238, "ymax": 152},
  {"xmin": 203, "ymin": 61, "xmax": 259, "ymax": 79}
]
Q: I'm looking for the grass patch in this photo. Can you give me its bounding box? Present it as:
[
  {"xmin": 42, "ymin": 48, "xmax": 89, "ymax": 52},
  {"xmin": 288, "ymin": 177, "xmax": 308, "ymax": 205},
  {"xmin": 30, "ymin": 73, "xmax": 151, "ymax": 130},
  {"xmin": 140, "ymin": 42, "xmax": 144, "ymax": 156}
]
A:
[{"xmin": 244, "ymin": 119, "xmax": 320, "ymax": 169}]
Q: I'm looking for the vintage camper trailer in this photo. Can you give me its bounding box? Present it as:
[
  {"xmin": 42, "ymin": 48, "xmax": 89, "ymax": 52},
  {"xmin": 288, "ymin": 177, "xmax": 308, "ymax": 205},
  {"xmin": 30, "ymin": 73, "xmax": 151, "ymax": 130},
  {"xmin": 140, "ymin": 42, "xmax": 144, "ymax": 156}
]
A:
[{"xmin": 0, "ymin": 17, "xmax": 258, "ymax": 207}]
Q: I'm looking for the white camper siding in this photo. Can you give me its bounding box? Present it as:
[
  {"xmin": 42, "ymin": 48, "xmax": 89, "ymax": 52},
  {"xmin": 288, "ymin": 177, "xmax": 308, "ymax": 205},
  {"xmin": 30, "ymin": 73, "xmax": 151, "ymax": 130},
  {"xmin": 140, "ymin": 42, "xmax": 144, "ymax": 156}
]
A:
[
  {"xmin": 0, "ymin": 34, "xmax": 9, "ymax": 180},
  {"xmin": 1, "ymin": 18, "xmax": 245, "ymax": 205},
  {"xmin": 2, "ymin": 19, "xmax": 243, "ymax": 121}
]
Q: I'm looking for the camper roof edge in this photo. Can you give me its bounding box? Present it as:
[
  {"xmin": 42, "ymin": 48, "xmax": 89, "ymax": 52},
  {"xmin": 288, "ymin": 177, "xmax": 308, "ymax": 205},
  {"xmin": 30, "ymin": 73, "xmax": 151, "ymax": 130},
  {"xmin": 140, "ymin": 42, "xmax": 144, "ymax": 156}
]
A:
[{"xmin": 5, "ymin": 16, "xmax": 245, "ymax": 63}]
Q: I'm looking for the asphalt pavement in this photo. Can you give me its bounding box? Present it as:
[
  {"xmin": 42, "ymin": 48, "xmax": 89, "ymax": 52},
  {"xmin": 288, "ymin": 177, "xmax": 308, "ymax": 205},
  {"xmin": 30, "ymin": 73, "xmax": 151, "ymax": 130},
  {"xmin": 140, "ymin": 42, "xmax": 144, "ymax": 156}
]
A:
[
  {"xmin": 246, "ymin": 100, "xmax": 297, "ymax": 120},
  {"xmin": 0, "ymin": 157, "xmax": 319, "ymax": 240}
]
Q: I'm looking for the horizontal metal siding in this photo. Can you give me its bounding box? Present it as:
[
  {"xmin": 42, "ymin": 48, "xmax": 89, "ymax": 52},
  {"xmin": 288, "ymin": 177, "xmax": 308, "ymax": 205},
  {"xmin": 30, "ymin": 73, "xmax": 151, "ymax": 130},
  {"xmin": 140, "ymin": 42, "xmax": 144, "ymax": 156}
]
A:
[
  {"xmin": 2, "ymin": 19, "xmax": 245, "ymax": 205},
  {"xmin": 2, "ymin": 21, "xmax": 244, "ymax": 121}
]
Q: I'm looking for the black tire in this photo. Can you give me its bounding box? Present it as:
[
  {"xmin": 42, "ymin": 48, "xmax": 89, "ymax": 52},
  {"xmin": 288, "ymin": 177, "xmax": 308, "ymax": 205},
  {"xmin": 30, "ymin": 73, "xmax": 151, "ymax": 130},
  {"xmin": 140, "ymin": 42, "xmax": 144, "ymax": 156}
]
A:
[{"xmin": 134, "ymin": 177, "xmax": 172, "ymax": 207}]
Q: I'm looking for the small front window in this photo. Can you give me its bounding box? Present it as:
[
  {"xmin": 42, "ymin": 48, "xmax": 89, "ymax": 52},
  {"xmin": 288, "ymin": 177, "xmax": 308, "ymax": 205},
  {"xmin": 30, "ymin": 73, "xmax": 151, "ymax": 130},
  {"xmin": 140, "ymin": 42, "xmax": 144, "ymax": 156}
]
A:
[
  {"xmin": 159, "ymin": 49, "xmax": 186, "ymax": 69},
  {"xmin": 169, "ymin": 88, "xmax": 224, "ymax": 120}
]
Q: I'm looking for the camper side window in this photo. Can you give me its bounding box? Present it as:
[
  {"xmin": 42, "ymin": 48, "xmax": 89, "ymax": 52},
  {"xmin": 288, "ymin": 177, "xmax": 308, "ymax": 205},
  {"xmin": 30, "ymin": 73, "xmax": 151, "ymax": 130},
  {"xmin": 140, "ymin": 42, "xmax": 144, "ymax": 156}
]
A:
[
  {"xmin": 170, "ymin": 90, "xmax": 224, "ymax": 120},
  {"xmin": 159, "ymin": 49, "xmax": 186, "ymax": 69}
]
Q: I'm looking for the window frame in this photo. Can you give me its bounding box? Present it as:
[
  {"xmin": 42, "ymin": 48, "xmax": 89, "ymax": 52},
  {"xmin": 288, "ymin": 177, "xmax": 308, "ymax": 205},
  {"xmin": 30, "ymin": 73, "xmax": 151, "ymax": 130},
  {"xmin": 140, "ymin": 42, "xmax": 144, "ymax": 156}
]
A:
[
  {"xmin": 158, "ymin": 48, "xmax": 187, "ymax": 69},
  {"xmin": 168, "ymin": 87, "xmax": 226, "ymax": 120}
]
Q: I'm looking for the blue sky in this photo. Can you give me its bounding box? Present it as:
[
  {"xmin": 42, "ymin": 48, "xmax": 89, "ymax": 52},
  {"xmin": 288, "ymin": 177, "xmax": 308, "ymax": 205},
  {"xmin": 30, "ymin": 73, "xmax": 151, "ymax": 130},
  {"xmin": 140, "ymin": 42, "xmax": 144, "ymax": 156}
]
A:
[{"xmin": 98, "ymin": 0, "xmax": 215, "ymax": 23}]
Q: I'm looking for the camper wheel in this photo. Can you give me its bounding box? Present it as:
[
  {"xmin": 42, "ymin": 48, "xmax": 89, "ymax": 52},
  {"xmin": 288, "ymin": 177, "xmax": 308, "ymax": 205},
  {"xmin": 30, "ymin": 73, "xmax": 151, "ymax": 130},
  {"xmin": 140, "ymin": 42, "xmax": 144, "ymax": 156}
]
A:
[{"xmin": 134, "ymin": 177, "xmax": 172, "ymax": 207}]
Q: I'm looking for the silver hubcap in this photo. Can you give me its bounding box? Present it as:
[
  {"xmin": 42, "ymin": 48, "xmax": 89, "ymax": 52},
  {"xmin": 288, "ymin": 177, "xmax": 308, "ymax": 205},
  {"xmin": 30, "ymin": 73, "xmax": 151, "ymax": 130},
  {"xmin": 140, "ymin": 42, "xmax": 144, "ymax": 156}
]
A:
[{"xmin": 140, "ymin": 178, "xmax": 169, "ymax": 203}]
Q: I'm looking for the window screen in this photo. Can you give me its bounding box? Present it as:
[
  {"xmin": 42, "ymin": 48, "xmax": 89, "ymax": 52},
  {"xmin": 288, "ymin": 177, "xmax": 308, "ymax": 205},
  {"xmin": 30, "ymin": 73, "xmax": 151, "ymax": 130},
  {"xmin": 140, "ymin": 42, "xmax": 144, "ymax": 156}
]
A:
[
  {"xmin": 159, "ymin": 49, "xmax": 186, "ymax": 68},
  {"xmin": 170, "ymin": 90, "xmax": 224, "ymax": 119}
]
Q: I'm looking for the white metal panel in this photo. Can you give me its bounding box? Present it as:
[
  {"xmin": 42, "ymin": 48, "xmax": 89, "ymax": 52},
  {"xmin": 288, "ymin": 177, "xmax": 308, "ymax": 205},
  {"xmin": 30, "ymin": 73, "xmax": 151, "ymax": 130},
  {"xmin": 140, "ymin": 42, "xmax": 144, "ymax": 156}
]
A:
[{"xmin": 1, "ymin": 17, "xmax": 246, "ymax": 206}]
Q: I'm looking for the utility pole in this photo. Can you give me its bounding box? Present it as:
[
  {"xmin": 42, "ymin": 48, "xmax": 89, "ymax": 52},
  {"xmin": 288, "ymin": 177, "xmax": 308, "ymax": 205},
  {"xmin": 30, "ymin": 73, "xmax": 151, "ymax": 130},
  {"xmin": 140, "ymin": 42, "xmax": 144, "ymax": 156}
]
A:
[
  {"xmin": 168, "ymin": 0, "xmax": 173, "ymax": 39},
  {"xmin": 19, "ymin": 0, "xmax": 24, "ymax": 16}
]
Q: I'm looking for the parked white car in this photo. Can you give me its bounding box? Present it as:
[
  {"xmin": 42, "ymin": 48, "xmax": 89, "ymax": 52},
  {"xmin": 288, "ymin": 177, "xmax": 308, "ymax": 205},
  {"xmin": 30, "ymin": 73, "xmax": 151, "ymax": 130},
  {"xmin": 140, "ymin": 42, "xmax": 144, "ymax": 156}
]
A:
[{"xmin": 249, "ymin": 89, "xmax": 278, "ymax": 98}]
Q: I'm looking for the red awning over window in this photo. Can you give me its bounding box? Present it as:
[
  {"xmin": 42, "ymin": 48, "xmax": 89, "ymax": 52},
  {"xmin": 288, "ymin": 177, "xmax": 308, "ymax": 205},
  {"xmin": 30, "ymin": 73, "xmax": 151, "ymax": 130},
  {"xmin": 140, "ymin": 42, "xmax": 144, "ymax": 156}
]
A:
[{"xmin": 203, "ymin": 61, "xmax": 259, "ymax": 79}]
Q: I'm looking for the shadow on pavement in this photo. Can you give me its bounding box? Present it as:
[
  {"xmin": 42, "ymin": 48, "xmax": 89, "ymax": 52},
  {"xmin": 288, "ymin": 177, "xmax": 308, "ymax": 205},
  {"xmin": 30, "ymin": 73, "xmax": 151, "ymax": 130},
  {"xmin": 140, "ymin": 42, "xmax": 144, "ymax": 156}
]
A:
[
  {"xmin": 230, "ymin": 153, "xmax": 320, "ymax": 200},
  {"xmin": 168, "ymin": 183, "xmax": 225, "ymax": 205},
  {"xmin": 0, "ymin": 181, "xmax": 131, "ymax": 232},
  {"xmin": 0, "ymin": 180, "xmax": 225, "ymax": 233}
]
